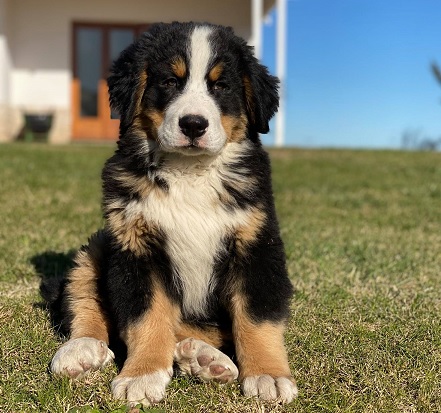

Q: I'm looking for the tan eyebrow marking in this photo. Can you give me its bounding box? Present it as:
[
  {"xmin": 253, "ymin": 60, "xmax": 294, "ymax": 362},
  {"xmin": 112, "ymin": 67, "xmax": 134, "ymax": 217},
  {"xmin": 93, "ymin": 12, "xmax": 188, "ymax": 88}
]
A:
[
  {"xmin": 171, "ymin": 56, "xmax": 187, "ymax": 78},
  {"xmin": 208, "ymin": 62, "xmax": 224, "ymax": 82}
]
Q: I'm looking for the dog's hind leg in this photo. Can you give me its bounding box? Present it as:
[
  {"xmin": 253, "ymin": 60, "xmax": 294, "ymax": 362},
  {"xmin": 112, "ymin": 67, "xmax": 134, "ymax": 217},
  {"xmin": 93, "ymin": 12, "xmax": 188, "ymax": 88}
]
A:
[
  {"xmin": 174, "ymin": 337, "xmax": 239, "ymax": 384},
  {"xmin": 50, "ymin": 231, "xmax": 114, "ymax": 378}
]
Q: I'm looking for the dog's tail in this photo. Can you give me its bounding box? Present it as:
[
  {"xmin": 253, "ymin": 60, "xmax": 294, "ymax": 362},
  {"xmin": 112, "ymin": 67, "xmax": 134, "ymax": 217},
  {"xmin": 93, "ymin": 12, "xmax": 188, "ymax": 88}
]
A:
[
  {"xmin": 40, "ymin": 275, "xmax": 70, "ymax": 336},
  {"xmin": 40, "ymin": 274, "xmax": 65, "ymax": 308}
]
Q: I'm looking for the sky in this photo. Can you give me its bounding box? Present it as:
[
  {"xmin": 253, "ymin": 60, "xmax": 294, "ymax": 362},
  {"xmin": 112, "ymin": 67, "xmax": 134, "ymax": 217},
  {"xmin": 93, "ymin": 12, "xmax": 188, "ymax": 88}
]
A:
[{"xmin": 261, "ymin": 0, "xmax": 441, "ymax": 149}]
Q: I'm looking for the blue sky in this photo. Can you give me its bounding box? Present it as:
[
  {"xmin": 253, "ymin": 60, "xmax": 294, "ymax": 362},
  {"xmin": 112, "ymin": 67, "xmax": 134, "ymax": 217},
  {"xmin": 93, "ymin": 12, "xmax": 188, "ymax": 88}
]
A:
[{"xmin": 261, "ymin": 0, "xmax": 441, "ymax": 148}]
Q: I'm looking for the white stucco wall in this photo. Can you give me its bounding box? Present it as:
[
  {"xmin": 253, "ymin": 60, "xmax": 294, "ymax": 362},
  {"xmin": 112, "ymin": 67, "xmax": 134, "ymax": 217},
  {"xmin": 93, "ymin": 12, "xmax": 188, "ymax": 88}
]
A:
[
  {"xmin": 3, "ymin": 0, "xmax": 271, "ymax": 142},
  {"xmin": 0, "ymin": 0, "xmax": 12, "ymax": 141}
]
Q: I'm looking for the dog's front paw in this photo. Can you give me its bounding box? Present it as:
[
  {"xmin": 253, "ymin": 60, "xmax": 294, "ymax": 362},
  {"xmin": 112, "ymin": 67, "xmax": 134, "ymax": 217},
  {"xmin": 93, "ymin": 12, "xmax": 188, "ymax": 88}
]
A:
[
  {"xmin": 111, "ymin": 368, "xmax": 172, "ymax": 407},
  {"xmin": 242, "ymin": 375, "xmax": 298, "ymax": 404},
  {"xmin": 50, "ymin": 337, "xmax": 114, "ymax": 379}
]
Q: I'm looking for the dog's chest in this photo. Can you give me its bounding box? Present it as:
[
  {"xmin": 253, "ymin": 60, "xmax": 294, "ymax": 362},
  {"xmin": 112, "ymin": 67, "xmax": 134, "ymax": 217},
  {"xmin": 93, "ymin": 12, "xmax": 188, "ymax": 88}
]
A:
[{"xmin": 131, "ymin": 165, "xmax": 249, "ymax": 317}]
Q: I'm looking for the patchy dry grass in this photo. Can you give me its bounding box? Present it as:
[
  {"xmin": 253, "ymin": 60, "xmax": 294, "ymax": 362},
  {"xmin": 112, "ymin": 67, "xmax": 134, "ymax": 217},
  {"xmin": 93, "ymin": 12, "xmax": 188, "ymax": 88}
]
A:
[{"xmin": 0, "ymin": 143, "xmax": 440, "ymax": 412}]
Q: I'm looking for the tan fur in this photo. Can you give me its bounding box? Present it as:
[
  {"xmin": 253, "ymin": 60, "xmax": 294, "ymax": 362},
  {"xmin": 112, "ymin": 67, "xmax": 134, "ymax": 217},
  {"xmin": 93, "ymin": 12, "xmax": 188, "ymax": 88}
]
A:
[
  {"xmin": 145, "ymin": 109, "xmax": 165, "ymax": 130},
  {"xmin": 106, "ymin": 204, "xmax": 162, "ymax": 257},
  {"xmin": 126, "ymin": 70, "xmax": 153, "ymax": 137},
  {"xmin": 67, "ymin": 231, "xmax": 110, "ymax": 342},
  {"xmin": 176, "ymin": 323, "xmax": 232, "ymax": 348},
  {"xmin": 231, "ymin": 292, "xmax": 291, "ymax": 380},
  {"xmin": 112, "ymin": 169, "xmax": 156, "ymax": 198},
  {"xmin": 235, "ymin": 207, "xmax": 266, "ymax": 254},
  {"xmin": 243, "ymin": 76, "xmax": 255, "ymax": 124},
  {"xmin": 119, "ymin": 282, "xmax": 180, "ymax": 377},
  {"xmin": 131, "ymin": 109, "xmax": 165, "ymax": 140},
  {"xmin": 221, "ymin": 113, "xmax": 248, "ymax": 143},
  {"xmin": 133, "ymin": 71, "xmax": 148, "ymax": 118},
  {"xmin": 171, "ymin": 57, "xmax": 187, "ymax": 78},
  {"xmin": 208, "ymin": 62, "xmax": 224, "ymax": 82},
  {"xmin": 108, "ymin": 163, "xmax": 167, "ymax": 199}
]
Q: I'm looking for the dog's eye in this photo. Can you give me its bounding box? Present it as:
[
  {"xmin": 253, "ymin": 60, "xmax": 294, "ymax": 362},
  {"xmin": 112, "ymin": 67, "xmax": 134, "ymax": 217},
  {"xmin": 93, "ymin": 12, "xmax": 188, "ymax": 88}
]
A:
[
  {"xmin": 213, "ymin": 81, "xmax": 228, "ymax": 92},
  {"xmin": 162, "ymin": 78, "xmax": 178, "ymax": 88}
]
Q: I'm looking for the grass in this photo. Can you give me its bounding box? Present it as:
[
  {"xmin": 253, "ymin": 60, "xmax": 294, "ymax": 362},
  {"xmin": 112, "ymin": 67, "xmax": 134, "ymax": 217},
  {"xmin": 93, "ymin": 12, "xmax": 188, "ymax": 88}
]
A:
[{"xmin": 0, "ymin": 143, "xmax": 440, "ymax": 412}]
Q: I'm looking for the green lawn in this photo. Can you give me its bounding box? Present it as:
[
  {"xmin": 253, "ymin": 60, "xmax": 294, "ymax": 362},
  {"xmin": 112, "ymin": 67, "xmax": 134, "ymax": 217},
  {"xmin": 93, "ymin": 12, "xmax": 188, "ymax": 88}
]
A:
[{"xmin": 0, "ymin": 143, "xmax": 440, "ymax": 413}]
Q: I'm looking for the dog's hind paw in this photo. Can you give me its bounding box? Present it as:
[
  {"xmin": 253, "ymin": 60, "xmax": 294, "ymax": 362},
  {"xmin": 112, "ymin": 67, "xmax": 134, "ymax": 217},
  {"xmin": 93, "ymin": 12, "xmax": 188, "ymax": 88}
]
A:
[
  {"xmin": 174, "ymin": 337, "xmax": 238, "ymax": 384},
  {"xmin": 111, "ymin": 369, "xmax": 172, "ymax": 407},
  {"xmin": 50, "ymin": 337, "xmax": 114, "ymax": 379},
  {"xmin": 242, "ymin": 375, "xmax": 298, "ymax": 404}
]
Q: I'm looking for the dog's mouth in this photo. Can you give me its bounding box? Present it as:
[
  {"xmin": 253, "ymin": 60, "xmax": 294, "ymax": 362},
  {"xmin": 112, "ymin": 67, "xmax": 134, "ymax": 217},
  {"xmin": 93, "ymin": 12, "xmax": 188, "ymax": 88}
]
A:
[
  {"xmin": 184, "ymin": 140, "xmax": 204, "ymax": 149},
  {"xmin": 175, "ymin": 142, "xmax": 211, "ymax": 156}
]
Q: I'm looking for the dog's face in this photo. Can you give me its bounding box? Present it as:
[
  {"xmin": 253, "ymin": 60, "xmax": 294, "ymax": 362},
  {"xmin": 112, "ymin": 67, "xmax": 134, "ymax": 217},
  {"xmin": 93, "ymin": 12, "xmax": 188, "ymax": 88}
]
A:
[{"xmin": 108, "ymin": 22, "xmax": 279, "ymax": 156}]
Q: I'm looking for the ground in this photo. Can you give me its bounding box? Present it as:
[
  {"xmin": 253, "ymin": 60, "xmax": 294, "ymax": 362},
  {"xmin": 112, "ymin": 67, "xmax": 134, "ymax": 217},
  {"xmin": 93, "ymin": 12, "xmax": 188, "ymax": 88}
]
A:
[{"xmin": 0, "ymin": 143, "xmax": 440, "ymax": 412}]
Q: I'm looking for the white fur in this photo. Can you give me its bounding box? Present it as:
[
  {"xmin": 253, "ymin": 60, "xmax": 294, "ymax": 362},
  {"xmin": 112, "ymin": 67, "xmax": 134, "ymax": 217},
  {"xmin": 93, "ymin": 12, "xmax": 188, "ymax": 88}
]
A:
[
  {"xmin": 174, "ymin": 338, "xmax": 239, "ymax": 382},
  {"xmin": 111, "ymin": 368, "xmax": 172, "ymax": 407},
  {"xmin": 126, "ymin": 142, "xmax": 252, "ymax": 317},
  {"xmin": 157, "ymin": 26, "xmax": 227, "ymax": 155},
  {"xmin": 242, "ymin": 375, "xmax": 298, "ymax": 404},
  {"xmin": 50, "ymin": 337, "xmax": 114, "ymax": 378}
]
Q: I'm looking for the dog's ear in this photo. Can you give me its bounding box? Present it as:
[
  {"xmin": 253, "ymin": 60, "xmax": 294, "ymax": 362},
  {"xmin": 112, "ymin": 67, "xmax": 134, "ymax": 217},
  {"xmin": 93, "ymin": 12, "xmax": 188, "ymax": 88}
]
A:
[
  {"xmin": 107, "ymin": 37, "xmax": 148, "ymax": 133},
  {"xmin": 242, "ymin": 47, "xmax": 279, "ymax": 134}
]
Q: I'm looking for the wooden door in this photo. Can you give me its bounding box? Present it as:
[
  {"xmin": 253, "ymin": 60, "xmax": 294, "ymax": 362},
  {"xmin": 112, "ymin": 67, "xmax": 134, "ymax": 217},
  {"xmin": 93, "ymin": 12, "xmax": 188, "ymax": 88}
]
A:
[{"xmin": 72, "ymin": 23, "xmax": 148, "ymax": 141}]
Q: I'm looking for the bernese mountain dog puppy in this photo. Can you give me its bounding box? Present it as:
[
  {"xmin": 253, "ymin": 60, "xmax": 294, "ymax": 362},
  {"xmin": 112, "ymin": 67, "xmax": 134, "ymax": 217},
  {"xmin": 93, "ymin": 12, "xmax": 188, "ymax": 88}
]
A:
[{"xmin": 46, "ymin": 22, "xmax": 297, "ymax": 407}]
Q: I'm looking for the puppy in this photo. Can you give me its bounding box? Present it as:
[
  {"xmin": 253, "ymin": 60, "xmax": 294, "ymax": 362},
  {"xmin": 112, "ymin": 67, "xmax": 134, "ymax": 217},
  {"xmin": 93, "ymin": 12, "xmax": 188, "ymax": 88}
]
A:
[{"xmin": 46, "ymin": 22, "xmax": 297, "ymax": 407}]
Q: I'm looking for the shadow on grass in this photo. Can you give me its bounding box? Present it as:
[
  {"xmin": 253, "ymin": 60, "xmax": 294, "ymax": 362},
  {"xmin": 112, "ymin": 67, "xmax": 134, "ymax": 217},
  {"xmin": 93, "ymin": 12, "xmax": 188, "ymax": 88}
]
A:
[
  {"xmin": 32, "ymin": 250, "xmax": 76, "ymax": 280},
  {"xmin": 31, "ymin": 250, "xmax": 76, "ymax": 338}
]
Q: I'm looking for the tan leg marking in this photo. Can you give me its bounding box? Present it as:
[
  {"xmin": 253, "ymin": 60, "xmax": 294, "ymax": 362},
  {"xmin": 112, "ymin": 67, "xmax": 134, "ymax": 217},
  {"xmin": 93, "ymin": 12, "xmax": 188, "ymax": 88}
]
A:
[
  {"xmin": 52, "ymin": 231, "xmax": 114, "ymax": 378},
  {"xmin": 175, "ymin": 323, "xmax": 232, "ymax": 349},
  {"xmin": 111, "ymin": 282, "xmax": 179, "ymax": 406},
  {"xmin": 67, "ymin": 231, "xmax": 110, "ymax": 342},
  {"xmin": 119, "ymin": 282, "xmax": 180, "ymax": 378},
  {"xmin": 231, "ymin": 293, "xmax": 291, "ymax": 379}
]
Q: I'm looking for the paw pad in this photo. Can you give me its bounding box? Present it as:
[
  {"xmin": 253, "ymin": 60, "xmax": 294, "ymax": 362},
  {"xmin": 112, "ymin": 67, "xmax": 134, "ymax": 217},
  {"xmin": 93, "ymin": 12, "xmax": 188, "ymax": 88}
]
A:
[{"xmin": 174, "ymin": 338, "xmax": 238, "ymax": 384}]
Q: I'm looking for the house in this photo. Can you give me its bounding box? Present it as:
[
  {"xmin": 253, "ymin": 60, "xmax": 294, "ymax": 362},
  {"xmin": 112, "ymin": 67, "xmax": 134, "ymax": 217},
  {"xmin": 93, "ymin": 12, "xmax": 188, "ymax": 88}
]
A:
[{"xmin": 0, "ymin": 0, "xmax": 275, "ymax": 143}]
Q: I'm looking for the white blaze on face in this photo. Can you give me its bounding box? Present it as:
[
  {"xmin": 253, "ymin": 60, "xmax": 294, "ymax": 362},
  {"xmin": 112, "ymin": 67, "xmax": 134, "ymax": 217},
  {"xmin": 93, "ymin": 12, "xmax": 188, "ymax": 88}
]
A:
[{"xmin": 157, "ymin": 26, "xmax": 227, "ymax": 155}]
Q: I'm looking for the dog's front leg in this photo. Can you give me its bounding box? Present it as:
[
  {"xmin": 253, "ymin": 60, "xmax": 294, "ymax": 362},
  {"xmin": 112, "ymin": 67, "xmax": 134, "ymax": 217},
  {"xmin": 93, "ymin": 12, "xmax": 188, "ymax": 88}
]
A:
[
  {"xmin": 231, "ymin": 292, "xmax": 298, "ymax": 404},
  {"xmin": 111, "ymin": 281, "xmax": 180, "ymax": 407},
  {"xmin": 229, "ymin": 232, "xmax": 298, "ymax": 404}
]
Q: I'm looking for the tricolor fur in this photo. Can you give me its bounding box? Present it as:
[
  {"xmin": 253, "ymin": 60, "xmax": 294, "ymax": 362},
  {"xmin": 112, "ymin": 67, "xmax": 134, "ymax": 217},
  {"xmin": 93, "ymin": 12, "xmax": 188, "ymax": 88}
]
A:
[{"xmin": 43, "ymin": 22, "xmax": 297, "ymax": 406}]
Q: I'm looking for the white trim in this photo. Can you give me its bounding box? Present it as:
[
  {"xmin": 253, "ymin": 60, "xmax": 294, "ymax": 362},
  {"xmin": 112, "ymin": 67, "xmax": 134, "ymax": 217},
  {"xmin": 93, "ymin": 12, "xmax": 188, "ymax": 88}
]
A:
[
  {"xmin": 251, "ymin": 0, "xmax": 263, "ymax": 59},
  {"xmin": 275, "ymin": 0, "xmax": 287, "ymax": 147}
]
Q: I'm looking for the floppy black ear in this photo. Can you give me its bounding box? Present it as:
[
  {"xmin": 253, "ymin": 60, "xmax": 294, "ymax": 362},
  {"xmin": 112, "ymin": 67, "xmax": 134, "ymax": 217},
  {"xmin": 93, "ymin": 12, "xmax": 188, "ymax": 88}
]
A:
[
  {"xmin": 242, "ymin": 47, "xmax": 279, "ymax": 134},
  {"xmin": 107, "ymin": 37, "xmax": 148, "ymax": 133}
]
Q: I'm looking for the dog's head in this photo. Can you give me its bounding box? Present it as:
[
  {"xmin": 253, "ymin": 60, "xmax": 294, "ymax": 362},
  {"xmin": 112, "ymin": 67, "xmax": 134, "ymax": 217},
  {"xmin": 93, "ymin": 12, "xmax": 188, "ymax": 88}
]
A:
[{"xmin": 108, "ymin": 22, "xmax": 279, "ymax": 156}]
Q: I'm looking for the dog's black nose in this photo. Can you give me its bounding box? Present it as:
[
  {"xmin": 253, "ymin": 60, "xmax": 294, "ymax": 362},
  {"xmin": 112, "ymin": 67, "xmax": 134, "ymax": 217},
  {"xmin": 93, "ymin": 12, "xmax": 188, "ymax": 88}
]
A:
[{"xmin": 179, "ymin": 115, "xmax": 209, "ymax": 140}]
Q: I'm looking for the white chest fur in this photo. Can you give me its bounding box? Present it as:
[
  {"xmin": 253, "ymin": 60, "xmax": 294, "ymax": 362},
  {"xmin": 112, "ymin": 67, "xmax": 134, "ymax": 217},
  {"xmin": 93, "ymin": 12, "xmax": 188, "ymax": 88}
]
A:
[{"xmin": 126, "ymin": 145, "xmax": 252, "ymax": 317}]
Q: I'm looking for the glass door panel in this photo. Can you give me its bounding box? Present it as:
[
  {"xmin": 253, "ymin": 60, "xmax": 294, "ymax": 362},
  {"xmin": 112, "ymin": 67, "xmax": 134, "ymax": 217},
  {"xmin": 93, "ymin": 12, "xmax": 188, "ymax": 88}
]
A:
[
  {"xmin": 109, "ymin": 29, "xmax": 135, "ymax": 65},
  {"xmin": 109, "ymin": 29, "xmax": 136, "ymax": 119},
  {"xmin": 76, "ymin": 28, "xmax": 103, "ymax": 117},
  {"xmin": 72, "ymin": 23, "xmax": 149, "ymax": 140}
]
